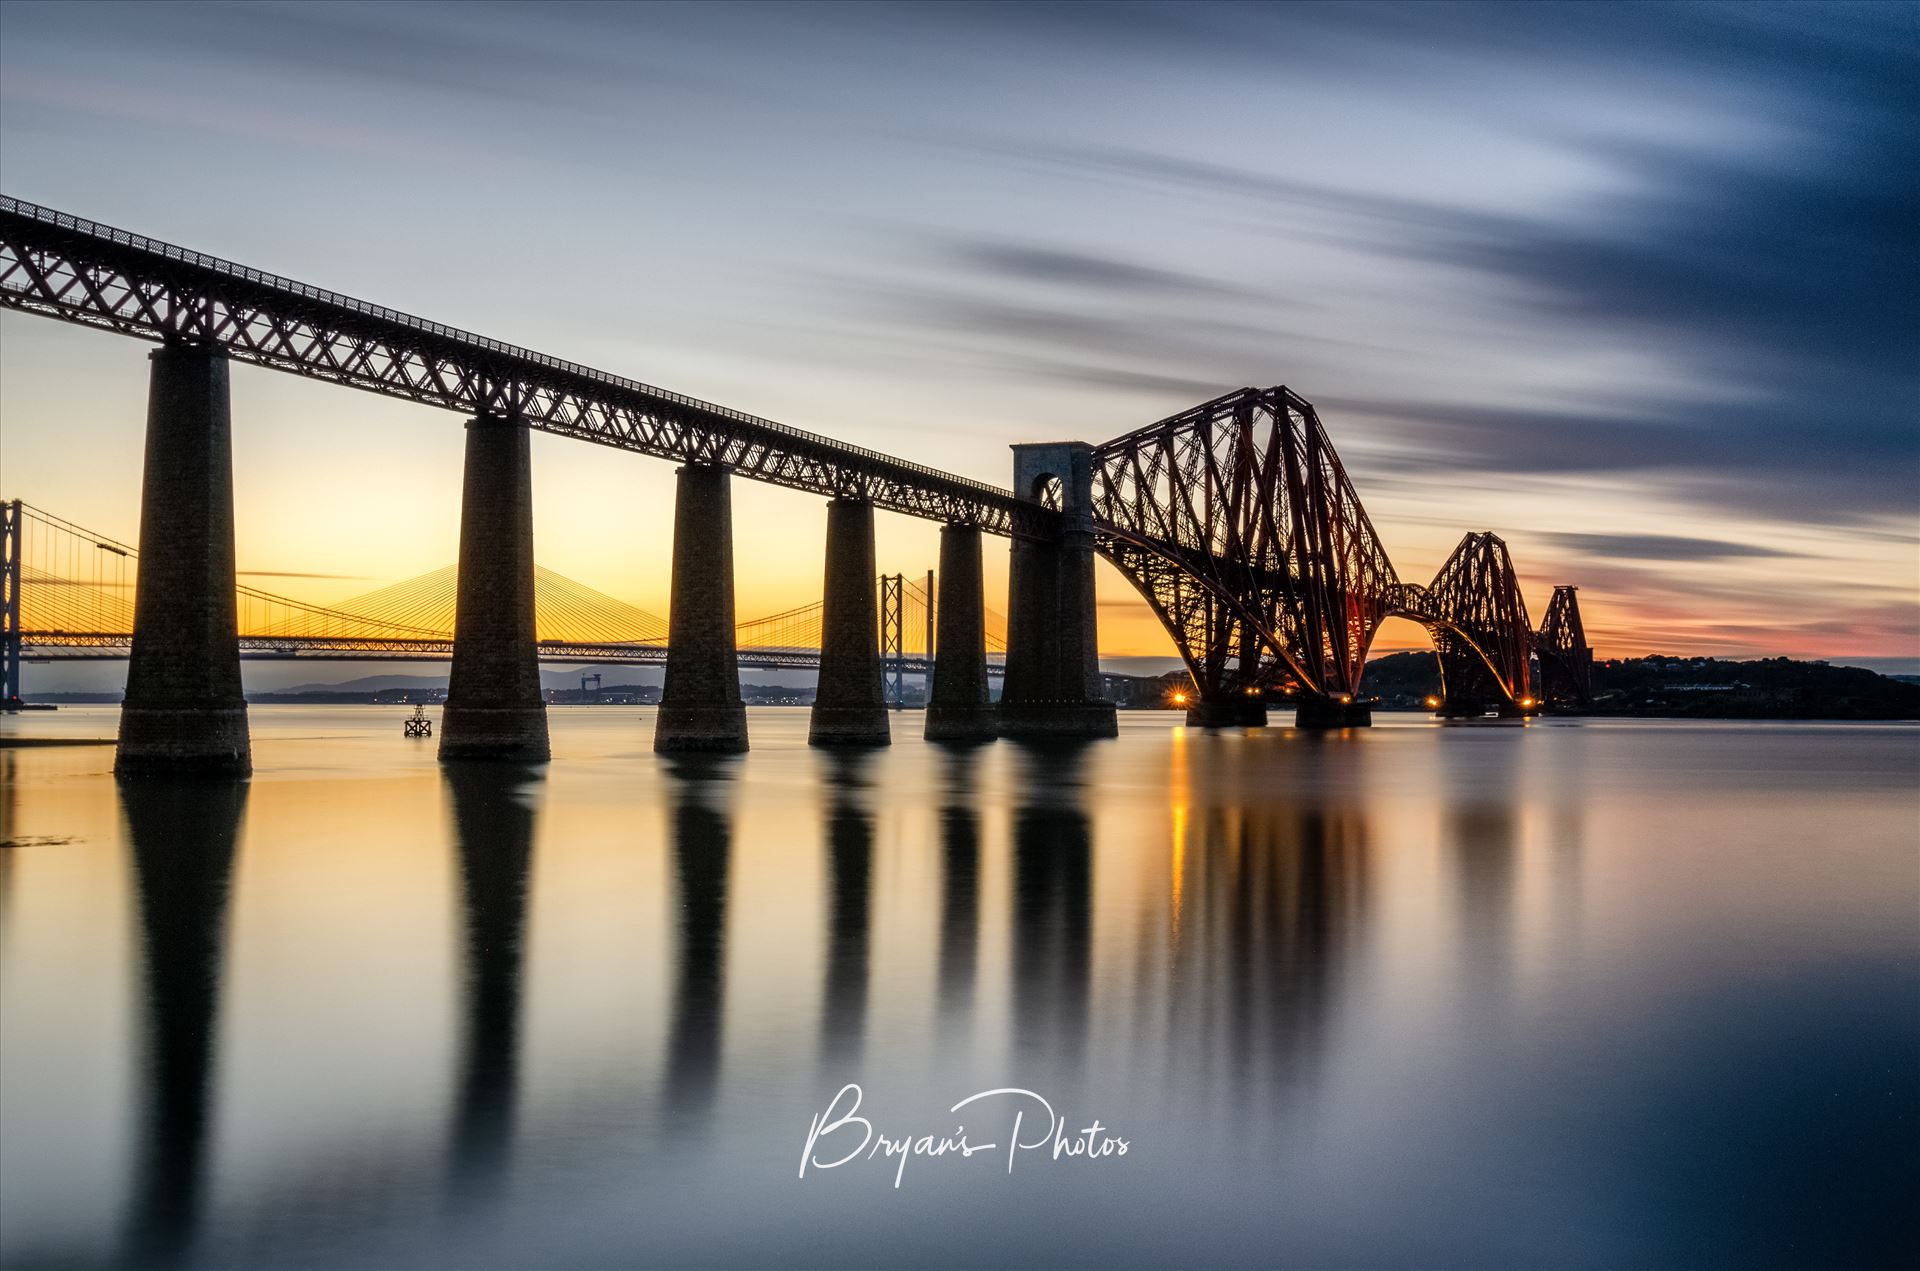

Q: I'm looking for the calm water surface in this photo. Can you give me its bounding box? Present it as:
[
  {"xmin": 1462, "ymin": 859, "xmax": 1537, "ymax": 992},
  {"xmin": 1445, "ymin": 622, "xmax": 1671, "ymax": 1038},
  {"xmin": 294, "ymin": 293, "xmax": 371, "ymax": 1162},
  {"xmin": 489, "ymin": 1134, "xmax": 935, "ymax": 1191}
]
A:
[{"xmin": 2, "ymin": 707, "xmax": 1915, "ymax": 1269}]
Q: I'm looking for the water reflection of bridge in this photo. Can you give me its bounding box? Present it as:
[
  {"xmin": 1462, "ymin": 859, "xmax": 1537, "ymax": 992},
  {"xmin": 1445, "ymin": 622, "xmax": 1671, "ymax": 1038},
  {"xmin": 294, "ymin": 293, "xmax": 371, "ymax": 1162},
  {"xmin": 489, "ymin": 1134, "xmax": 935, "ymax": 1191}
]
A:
[{"xmin": 106, "ymin": 738, "xmax": 1391, "ymax": 1260}]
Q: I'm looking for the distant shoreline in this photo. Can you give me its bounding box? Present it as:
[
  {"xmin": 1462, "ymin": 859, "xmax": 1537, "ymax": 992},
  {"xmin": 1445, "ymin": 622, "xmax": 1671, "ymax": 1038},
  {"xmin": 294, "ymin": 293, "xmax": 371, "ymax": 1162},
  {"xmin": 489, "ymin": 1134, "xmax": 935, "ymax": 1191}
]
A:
[
  {"xmin": 10, "ymin": 700, "xmax": 1916, "ymax": 724},
  {"xmin": 15, "ymin": 654, "xmax": 1917, "ymax": 722},
  {"xmin": 0, "ymin": 736, "xmax": 116, "ymax": 748}
]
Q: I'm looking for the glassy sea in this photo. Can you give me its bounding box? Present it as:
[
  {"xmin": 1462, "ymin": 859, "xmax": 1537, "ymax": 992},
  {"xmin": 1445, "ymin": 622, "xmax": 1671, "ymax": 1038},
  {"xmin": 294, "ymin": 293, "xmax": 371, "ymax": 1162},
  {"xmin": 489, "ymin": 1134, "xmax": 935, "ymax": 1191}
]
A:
[{"xmin": 2, "ymin": 707, "xmax": 1916, "ymax": 1270}]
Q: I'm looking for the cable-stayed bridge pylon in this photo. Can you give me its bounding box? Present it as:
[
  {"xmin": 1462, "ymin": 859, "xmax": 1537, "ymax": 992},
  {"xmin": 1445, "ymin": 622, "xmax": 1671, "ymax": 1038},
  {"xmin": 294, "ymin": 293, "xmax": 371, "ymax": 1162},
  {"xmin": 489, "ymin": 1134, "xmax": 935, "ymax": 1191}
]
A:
[{"xmin": 1, "ymin": 500, "xmax": 1004, "ymax": 691}]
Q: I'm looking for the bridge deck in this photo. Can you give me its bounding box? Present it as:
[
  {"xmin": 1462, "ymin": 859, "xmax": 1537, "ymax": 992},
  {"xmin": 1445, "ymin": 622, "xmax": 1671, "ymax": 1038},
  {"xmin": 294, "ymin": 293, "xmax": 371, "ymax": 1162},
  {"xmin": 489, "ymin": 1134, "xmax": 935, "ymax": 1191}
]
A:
[{"xmin": 0, "ymin": 195, "xmax": 1056, "ymax": 538}]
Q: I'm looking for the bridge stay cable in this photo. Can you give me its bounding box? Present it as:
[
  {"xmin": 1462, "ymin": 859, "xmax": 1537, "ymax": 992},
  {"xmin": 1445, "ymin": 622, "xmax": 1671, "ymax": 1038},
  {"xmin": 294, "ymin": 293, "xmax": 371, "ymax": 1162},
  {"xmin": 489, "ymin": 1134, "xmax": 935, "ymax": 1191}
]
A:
[{"xmin": 3, "ymin": 499, "xmax": 1004, "ymax": 686}]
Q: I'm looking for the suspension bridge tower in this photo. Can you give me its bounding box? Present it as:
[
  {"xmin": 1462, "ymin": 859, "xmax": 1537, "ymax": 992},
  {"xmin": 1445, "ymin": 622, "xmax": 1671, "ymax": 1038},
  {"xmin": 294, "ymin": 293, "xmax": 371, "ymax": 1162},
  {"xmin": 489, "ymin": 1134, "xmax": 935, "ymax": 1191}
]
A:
[{"xmin": 3, "ymin": 499, "xmax": 22, "ymax": 710}]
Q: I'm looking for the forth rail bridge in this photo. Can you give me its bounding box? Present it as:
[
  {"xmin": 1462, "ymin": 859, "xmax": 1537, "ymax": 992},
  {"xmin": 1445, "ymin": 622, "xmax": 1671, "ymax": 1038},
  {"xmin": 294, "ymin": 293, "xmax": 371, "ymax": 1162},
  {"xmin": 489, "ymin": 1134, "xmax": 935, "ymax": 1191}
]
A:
[{"xmin": 0, "ymin": 195, "xmax": 1591, "ymax": 774}]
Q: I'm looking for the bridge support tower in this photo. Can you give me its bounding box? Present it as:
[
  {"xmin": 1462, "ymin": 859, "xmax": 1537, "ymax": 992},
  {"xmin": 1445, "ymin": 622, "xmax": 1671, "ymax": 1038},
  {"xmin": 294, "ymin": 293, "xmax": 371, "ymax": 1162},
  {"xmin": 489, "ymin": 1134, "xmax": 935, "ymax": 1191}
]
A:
[
  {"xmin": 2, "ymin": 500, "xmax": 20, "ymax": 710},
  {"xmin": 999, "ymin": 444, "xmax": 1117, "ymax": 740},
  {"xmin": 1187, "ymin": 625, "xmax": 1269, "ymax": 727},
  {"xmin": 809, "ymin": 498, "xmax": 889, "ymax": 746},
  {"xmin": 116, "ymin": 343, "xmax": 252, "ymax": 776},
  {"xmin": 656, "ymin": 464, "xmax": 749, "ymax": 753},
  {"xmin": 1188, "ymin": 695, "xmax": 1270, "ymax": 728},
  {"xmin": 925, "ymin": 523, "xmax": 996, "ymax": 742},
  {"xmin": 1433, "ymin": 634, "xmax": 1526, "ymax": 719},
  {"xmin": 1294, "ymin": 695, "xmax": 1372, "ymax": 729},
  {"xmin": 439, "ymin": 413, "xmax": 549, "ymax": 762}
]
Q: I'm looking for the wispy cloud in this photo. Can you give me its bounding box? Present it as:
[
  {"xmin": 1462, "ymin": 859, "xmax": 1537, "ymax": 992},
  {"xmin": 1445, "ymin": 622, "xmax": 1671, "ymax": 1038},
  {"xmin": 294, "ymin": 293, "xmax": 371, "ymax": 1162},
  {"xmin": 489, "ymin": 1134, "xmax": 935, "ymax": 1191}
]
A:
[
  {"xmin": 950, "ymin": 240, "xmax": 1257, "ymax": 300},
  {"xmin": 3, "ymin": 0, "xmax": 1914, "ymax": 665},
  {"xmin": 1540, "ymin": 533, "xmax": 1794, "ymax": 563}
]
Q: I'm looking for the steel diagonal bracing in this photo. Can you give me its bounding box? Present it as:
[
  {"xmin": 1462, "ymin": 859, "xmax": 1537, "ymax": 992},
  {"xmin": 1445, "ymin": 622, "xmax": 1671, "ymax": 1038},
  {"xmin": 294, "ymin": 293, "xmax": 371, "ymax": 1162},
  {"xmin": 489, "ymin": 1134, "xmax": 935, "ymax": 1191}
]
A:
[
  {"xmin": 1090, "ymin": 387, "xmax": 1397, "ymax": 700},
  {"xmin": 1089, "ymin": 389, "xmax": 1580, "ymax": 711},
  {"xmin": 1534, "ymin": 585, "xmax": 1593, "ymax": 705},
  {"xmin": 0, "ymin": 197, "xmax": 1055, "ymax": 539},
  {"xmin": 1390, "ymin": 533, "xmax": 1535, "ymax": 705},
  {"xmin": 2, "ymin": 194, "xmax": 1590, "ymax": 704}
]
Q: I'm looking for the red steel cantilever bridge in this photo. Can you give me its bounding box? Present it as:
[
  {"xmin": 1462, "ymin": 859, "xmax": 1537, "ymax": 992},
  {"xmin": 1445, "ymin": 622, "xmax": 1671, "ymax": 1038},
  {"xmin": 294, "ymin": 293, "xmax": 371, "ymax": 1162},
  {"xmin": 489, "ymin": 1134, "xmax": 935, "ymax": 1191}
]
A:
[
  {"xmin": 0, "ymin": 194, "xmax": 1589, "ymax": 764},
  {"xmin": 1092, "ymin": 389, "xmax": 1592, "ymax": 722}
]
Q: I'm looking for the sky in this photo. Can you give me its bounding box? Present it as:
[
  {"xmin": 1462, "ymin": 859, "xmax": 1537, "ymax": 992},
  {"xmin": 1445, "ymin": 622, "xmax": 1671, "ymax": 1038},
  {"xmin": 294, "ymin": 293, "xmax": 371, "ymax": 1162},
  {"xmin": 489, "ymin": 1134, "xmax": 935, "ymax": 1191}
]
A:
[{"xmin": 2, "ymin": 0, "xmax": 1915, "ymax": 683}]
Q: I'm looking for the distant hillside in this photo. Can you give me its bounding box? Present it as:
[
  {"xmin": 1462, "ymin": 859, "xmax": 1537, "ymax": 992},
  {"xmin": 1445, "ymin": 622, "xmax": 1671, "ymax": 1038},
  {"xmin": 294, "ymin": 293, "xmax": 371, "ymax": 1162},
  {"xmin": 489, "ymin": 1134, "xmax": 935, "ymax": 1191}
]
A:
[
  {"xmin": 1586, "ymin": 655, "xmax": 1920, "ymax": 719},
  {"xmin": 1360, "ymin": 651, "xmax": 1445, "ymax": 705},
  {"xmin": 1361, "ymin": 651, "xmax": 1920, "ymax": 720},
  {"xmin": 273, "ymin": 673, "xmax": 450, "ymax": 695}
]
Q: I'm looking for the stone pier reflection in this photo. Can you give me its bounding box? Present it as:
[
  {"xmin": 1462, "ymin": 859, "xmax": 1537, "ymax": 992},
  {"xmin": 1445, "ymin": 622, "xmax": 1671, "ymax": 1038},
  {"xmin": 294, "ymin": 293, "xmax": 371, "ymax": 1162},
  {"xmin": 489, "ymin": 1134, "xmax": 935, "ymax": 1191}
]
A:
[
  {"xmin": 1009, "ymin": 744, "xmax": 1095, "ymax": 1066},
  {"xmin": 816, "ymin": 751, "xmax": 877, "ymax": 1070},
  {"xmin": 119, "ymin": 778, "xmax": 247, "ymax": 1267},
  {"xmin": 936, "ymin": 747, "xmax": 983, "ymax": 1042},
  {"xmin": 662, "ymin": 755, "xmax": 736, "ymax": 1130},
  {"xmin": 444, "ymin": 767, "xmax": 539, "ymax": 1204}
]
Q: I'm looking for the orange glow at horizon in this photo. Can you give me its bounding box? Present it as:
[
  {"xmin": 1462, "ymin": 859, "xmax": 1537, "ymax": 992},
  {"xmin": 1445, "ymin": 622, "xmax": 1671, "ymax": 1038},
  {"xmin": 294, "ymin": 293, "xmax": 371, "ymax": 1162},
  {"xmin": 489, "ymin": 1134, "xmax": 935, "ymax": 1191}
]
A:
[{"xmin": 3, "ymin": 319, "xmax": 1912, "ymax": 669}]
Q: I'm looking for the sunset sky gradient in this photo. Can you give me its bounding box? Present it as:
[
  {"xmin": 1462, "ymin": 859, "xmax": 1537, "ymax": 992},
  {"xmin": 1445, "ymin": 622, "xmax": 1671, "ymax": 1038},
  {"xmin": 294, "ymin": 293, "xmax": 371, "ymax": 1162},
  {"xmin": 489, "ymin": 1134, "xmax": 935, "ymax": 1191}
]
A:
[{"xmin": 2, "ymin": 0, "xmax": 1914, "ymax": 675}]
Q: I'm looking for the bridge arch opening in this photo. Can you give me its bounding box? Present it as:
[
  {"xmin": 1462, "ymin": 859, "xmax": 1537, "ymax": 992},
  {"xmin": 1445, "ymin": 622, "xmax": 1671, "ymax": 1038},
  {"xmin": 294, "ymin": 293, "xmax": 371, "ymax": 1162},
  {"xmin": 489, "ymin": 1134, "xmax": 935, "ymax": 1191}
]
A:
[
  {"xmin": 1364, "ymin": 610, "xmax": 1530, "ymax": 715},
  {"xmin": 1093, "ymin": 535, "xmax": 1304, "ymax": 717},
  {"xmin": 1028, "ymin": 473, "xmax": 1064, "ymax": 510},
  {"xmin": 1362, "ymin": 615, "xmax": 1444, "ymax": 707},
  {"xmin": 1367, "ymin": 615, "xmax": 1434, "ymax": 659}
]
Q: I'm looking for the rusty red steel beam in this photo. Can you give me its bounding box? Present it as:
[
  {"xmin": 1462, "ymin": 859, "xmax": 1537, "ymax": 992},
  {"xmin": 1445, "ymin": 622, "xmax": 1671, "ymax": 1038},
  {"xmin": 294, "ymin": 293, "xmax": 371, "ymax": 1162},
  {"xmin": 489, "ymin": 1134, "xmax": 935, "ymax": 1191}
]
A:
[
  {"xmin": 2, "ymin": 197, "xmax": 1583, "ymax": 701},
  {"xmin": 0, "ymin": 195, "xmax": 1056, "ymax": 538},
  {"xmin": 1089, "ymin": 387, "xmax": 1581, "ymax": 705}
]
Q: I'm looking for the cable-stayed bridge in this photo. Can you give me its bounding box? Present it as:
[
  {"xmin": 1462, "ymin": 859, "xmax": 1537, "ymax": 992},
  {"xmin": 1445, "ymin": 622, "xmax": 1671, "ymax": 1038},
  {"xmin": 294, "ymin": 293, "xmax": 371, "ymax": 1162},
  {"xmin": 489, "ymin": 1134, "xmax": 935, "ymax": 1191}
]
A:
[
  {"xmin": 0, "ymin": 194, "xmax": 1591, "ymax": 771},
  {"xmin": 3, "ymin": 501, "xmax": 1007, "ymax": 679}
]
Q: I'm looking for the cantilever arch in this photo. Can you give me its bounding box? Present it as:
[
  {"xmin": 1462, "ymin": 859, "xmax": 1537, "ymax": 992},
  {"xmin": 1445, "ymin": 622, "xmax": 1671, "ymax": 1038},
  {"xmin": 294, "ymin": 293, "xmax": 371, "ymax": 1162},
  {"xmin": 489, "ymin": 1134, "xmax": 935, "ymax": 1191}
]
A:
[
  {"xmin": 809, "ymin": 498, "xmax": 889, "ymax": 746},
  {"xmin": 999, "ymin": 443, "xmax": 1118, "ymax": 740},
  {"xmin": 655, "ymin": 464, "xmax": 749, "ymax": 753},
  {"xmin": 116, "ymin": 343, "xmax": 252, "ymax": 776},
  {"xmin": 924, "ymin": 523, "xmax": 996, "ymax": 742},
  {"xmin": 439, "ymin": 413, "xmax": 550, "ymax": 761}
]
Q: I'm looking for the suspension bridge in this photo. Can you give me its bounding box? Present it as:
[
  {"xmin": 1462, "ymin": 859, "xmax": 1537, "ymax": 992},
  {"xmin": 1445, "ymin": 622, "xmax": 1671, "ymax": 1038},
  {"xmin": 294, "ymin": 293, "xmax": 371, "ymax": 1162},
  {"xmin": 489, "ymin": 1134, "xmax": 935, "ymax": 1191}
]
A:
[
  {"xmin": 0, "ymin": 194, "xmax": 1592, "ymax": 773},
  {"xmin": 1, "ymin": 500, "xmax": 1007, "ymax": 682}
]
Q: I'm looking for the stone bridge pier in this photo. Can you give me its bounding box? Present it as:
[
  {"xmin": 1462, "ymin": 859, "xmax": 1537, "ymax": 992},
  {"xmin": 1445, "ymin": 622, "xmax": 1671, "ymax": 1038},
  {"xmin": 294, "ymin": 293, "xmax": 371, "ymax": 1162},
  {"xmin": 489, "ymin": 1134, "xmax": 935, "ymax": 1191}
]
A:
[
  {"xmin": 1433, "ymin": 632, "xmax": 1526, "ymax": 719},
  {"xmin": 924, "ymin": 523, "xmax": 996, "ymax": 742},
  {"xmin": 809, "ymin": 498, "xmax": 890, "ymax": 746},
  {"xmin": 999, "ymin": 443, "xmax": 1117, "ymax": 741},
  {"xmin": 655, "ymin": 464, "xmax": 749, "ymax": 753},
  {"xmin": 116, "ymin": 342, "xmax": 251, "ymax": 776},
  {"xmin": 1294, "ymin": 694, "xmax": 1373, "ymax": 728},
  {"xmin": 1184, "ymin": 622, "xmax": 1271, "ymax": 728},
  {"xmin": 439, "ymin": 413, "xmax": 549, "ymax": 762}
]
